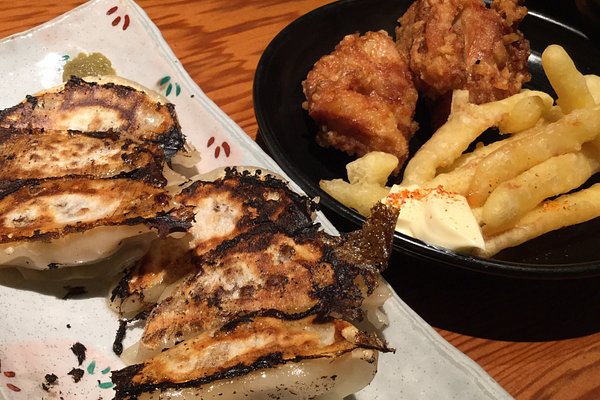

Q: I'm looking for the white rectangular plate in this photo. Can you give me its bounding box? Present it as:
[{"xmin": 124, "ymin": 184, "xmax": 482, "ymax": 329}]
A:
[{"xmin": 0, "ymin": 1, "xmax": 512, "ymax": 399}]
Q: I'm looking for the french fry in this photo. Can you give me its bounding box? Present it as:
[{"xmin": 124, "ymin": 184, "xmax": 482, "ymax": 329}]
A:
[
  {"xmin": 497, "ymin": 95, "xmax": 547, "ymax": 134},
  {"xmin": 426, "ymin": 142, "xmax": 504, "ymax": 194},
  {"xmin": 437, "ymin": 142, "xmax": 486, "ymax": 174},
  {"xmin": 542, "ymin": 105, "xmax": 565, "ymax": 122},
  {"xmin": 346, "ymin": 151, "xmax": 398, "ymax": 186},
  {"xmin": 319, "ymin": 179, "xmax": 390, "ymax": 217},
  {"xmin": 476, "ymin": 183, "xmax": 600, "ymax": 257},
  {"xmin": 467, "ymin": 104, "xmax": 600, "ymax": 207},
  {"xmin": 439, "ymin": 113, "xmax": 550, "ymax": 175},
  {"xmin": 430, "ymin": 118, "xmax": 555, "ymax": 194},
  {"xmin": 450, "ymin": 89, "xmax": 470, "ymax": 114},
  {"xmin": 542, "ymin": 44, "xmax": 595, "ymax": 113},
  {"xmin": 401, "ymin": 90, "xmax": 553, "ymax": 186},
  {"xmin": 481, "ymin": 150, "xmax": 600, "ymax": 233},
  {"xmin": 585, "ymin": 74, "xmax": 600, "ymax": 104},
  {"xmin": 424, "ymin": 166, "xmax": 477, "ymax": 196}
]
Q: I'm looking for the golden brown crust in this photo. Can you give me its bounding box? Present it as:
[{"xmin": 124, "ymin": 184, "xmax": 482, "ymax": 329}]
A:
[
  {"xmin": 113, "ymin": 315, "xmax": 387, "ymax": 399},
  {"xmin": 0, "ymin": 76, "xmax": 185, "ymax": 158},
  {"xmin": 139, "ymin": 227, "xmax": 334, "ymax": 351},
  {"xmin": 303, "ymin": 30, "xmax": 418, "ymax": 169},
  {"xmin": 0, "ymin": 178, "xmax": 191, "ymax": 243},
  {"xmin": 110, "ymin": 168, "xmax": 316, "ymax": 313},
  {"xmin": 396, "ymin": 0, "xmax": 530, "ymax": 104},
  {"xmin": 139, "ymin": 203, "xmax": 397, "ymax": 352},
  {"xmin": 0, "ymin": 127, "xmax": 165, "ymax": 185}
]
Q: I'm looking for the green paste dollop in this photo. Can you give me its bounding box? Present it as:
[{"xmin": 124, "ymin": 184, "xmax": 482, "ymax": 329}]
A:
[{"xmin": 63, "ymin": 52, "xmax": 116, "ymax": 81}]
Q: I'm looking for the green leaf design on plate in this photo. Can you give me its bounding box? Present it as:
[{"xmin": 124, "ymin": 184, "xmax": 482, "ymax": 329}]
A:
[{"xmin": 158, "ymin": 75, "xmax": 181, "ymax": 97}]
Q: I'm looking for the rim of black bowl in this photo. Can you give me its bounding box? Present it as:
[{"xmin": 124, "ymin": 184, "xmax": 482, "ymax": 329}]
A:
[{"xmin": 253, "ymin": 0, "xmax": 600, "ymax": 280}]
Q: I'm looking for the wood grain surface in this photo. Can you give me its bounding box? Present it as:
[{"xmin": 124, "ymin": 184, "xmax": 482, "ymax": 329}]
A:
[{"xmin": 1, "ymin": 1, "xmax": 600, "ymax": 399}]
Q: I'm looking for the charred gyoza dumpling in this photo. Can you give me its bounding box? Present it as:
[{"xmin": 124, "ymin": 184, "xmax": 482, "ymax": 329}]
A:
[
  {"xmin": 112, "ymin": 315, "xmax": 390, "ymax": 400},
  {"xmin": 0, "ymin": 177, "xmax": 194, "ymax": 270},
  {"xmin": 0, "ymin": 127, "xmax": 167, "ymax": 185},
  {"xmin": 121, "ymin": 203, "xmax": 397, "ymax": 361},
  {"xmin": 109, "ymin": 168, "xmax": 316, "ymax": 316},
  {"xmin": 0, "ymin": 76, "xmax": 186, "ymax": 158},
  {"xmin": 0, "ymin": 77, "xmax": 198, "ymax": 274}
]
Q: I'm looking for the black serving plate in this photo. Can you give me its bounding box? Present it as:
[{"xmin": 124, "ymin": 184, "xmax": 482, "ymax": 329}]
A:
[{"xmin": 253, "ymin": 0, "xmax": 600, "ymax": 279}]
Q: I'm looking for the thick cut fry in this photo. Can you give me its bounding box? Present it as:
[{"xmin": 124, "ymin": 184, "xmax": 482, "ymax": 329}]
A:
[
  {"xmin": 428, "ymin": 120, "xmax": 556, "ymax": 195},
  {"xmin": 437, "ymin": 142, "xmax": 486, "ymax": 174},
  {"xmin": 401, "ymin": 90, "xmax": 553, "ymax": 186},
  {"xmin": 586, "ymin": 74, "xmax": 600, "ymax": 104},
  {"xmin": 425, "ymin": 144, "xmax": 499, "ymax": 195},
  {"xmin": 439, "ymin": 114, "xmax": 551, "ymax": 175},
  {"xmin": 476, "ymin": 183, "xmax": 600, "ymax": 257},
  {"xmin": 542, "ymin": 105, "xmax": 565, "ymax": 122},
  {"xmin": 497, "ymin": 96, "xmax": 547, "ymax": 134},
  {"xmin": 542, "ymin": 45, "xmax": 595, "ymax": 113},
  {"xmin": 481, "ymin": 150, "xmax": 600, "ymax": 233},
  {"xmin": 424, "ymin": 166, "xmax": 477, "ymax": 196},
  {"xmin": 320, "ymin": 179, "xmax": 390, "ymax": 216},
  {"xmin": 346, "ymin": 151, "xmax": 399, "ymax": 186},
  {"xmin": 467, "ymin": 105, "xmax": 600, "ymax": 207},
  {"xmin": 450, "ymin": 89, "xmax": 470, "ymax": 114}
]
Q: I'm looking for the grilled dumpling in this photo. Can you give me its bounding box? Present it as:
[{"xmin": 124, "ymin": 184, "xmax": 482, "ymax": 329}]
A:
[
  {"xmin": 0, "ymin": 127, "xmax": 166, "ymax": 186},
  {"xmin": 126, "ymin": 203, "xmax": 397, "ymax": 360},
  {"xmin": 109, "ymin": 168, "xmax": 316, "ymax": 315},
  {"xmin": 0, "ymin": 76, "xmax": 186, "ymax": 158},
  {"xmin": 0, "ymin": 76, "xmax": 197, "ymax": 273},
  {"xmin": 0, "ymin": 178, "xmax": 194, "ymax": 270},
  {"xmin": 112, "ymin": 315, "xmax": 390, "ymax": 400}
]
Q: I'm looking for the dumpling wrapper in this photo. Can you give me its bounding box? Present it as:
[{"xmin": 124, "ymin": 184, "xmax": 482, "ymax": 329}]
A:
[{"xmin": 112, "ymin": 314, "xmax": 389, "ymax": 400}]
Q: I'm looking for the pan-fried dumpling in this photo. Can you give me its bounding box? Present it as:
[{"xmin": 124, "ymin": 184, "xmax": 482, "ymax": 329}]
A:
[
  {"xmin": 109, "ymin": 168, "xmax": 316, "ymax": 316},
  {"xmin": 0, "ymin": 77, "xmax": 198, "ymax": 276},
  {"xmin": 0, "ymin": 178, "xmax": 194, "ymax": 272},
  {"xmin": 112, "ymin": 315, "xmax": 390, "ymax": 400},
  {"xmin": 119, "ymin": 203, "xmax": 397, "ymax": 362},
  {"xmin": 0, "ymin": 76, "xmax": 185, "ymax": 158}
]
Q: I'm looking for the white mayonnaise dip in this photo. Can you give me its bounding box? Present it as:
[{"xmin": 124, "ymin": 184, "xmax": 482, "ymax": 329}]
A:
[{"xmin": 382, "ymin": 185, "xmax": 485, "ymax": 252}]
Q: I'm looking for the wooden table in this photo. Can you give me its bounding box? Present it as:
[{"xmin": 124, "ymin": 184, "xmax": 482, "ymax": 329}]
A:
[{"xmin": 2, "ymin": 1, "xmax": 600, "ymax": 399}]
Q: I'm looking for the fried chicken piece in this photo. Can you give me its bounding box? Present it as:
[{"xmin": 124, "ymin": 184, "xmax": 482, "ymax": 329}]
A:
[
  {"xmin": 303, "ymin": 30, "xmax": 418, "ymax": 169},
  {"xmin": 396, "ymin": 0, "xmax": 530, "ymax": 105}
]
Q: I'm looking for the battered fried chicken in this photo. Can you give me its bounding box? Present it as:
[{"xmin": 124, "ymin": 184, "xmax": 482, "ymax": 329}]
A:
[
  {"xmin": 302, "ymin": 30, "xmax": 418, "ymax": 170},
  {"xmin": 396, "ymin": 0, "xmax": 530, "ymax": 105}
]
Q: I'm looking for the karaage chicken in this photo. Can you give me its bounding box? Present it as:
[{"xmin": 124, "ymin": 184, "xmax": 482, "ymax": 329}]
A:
[
  {"xmin": 302, "ymin": 30, "xmax": 418, "ymax": 170},
  {"xmin": 396, "ymin": 0, "xmax": 530, "ymax": 105}
]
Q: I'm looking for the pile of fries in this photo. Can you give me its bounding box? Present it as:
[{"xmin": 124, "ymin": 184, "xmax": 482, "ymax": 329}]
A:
[{"xmin": 321, "ymin": 45, "xmax": 600, "ymax": 258}]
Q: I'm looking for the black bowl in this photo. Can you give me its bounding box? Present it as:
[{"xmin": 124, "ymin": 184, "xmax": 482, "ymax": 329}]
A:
[{"xmin": 254, "ymin": 0, "xmax": 600, "ymax": 279}]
